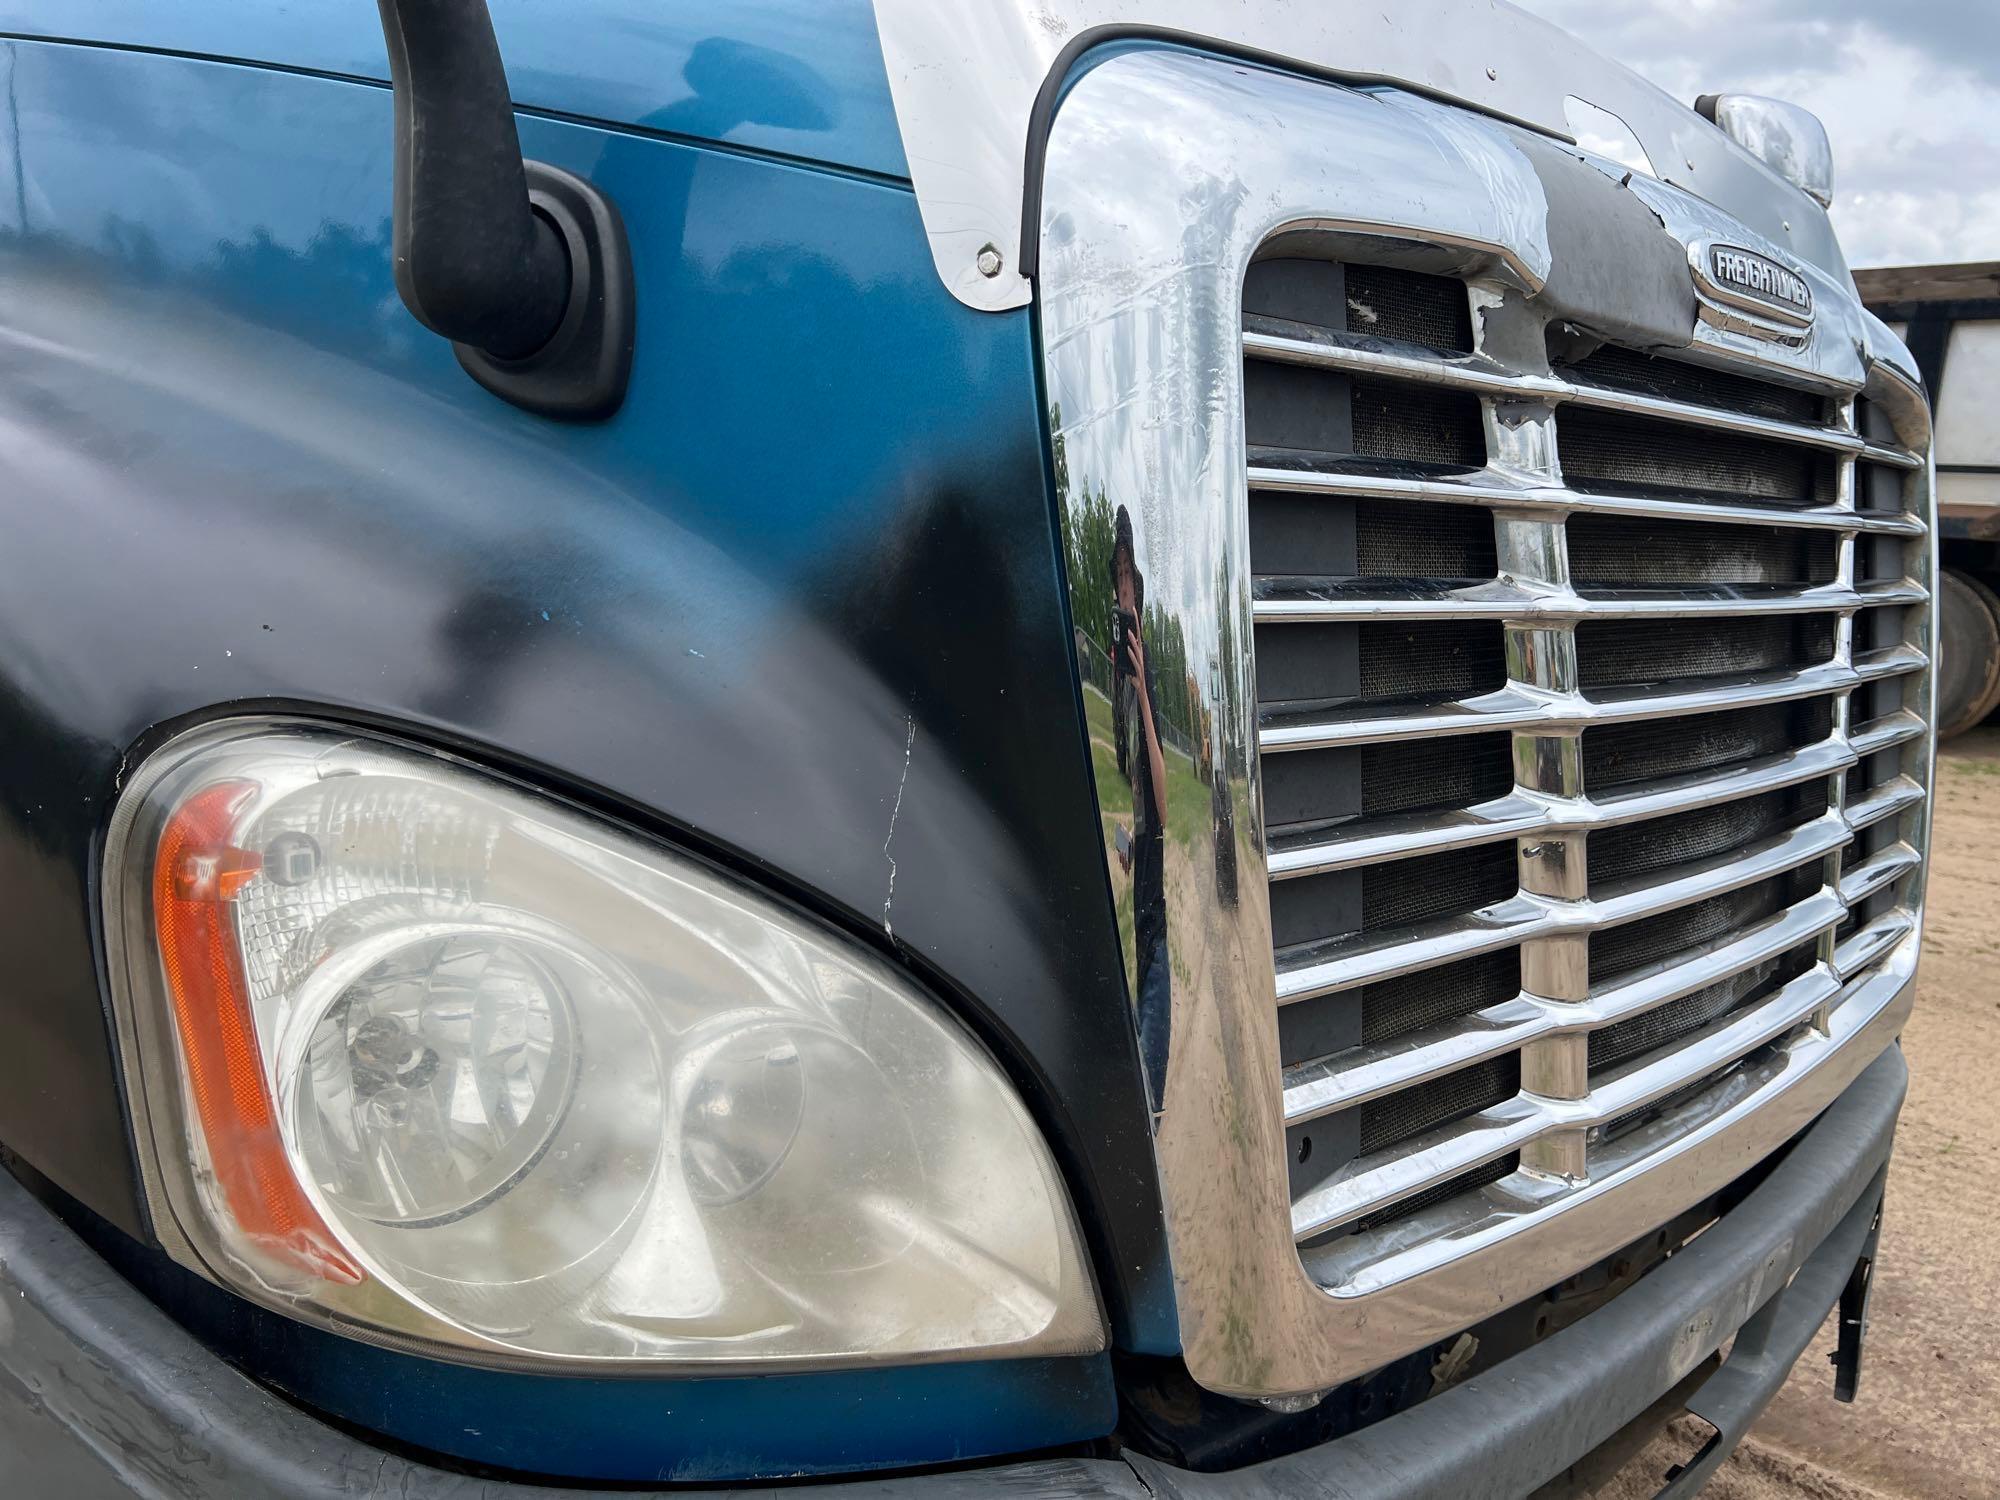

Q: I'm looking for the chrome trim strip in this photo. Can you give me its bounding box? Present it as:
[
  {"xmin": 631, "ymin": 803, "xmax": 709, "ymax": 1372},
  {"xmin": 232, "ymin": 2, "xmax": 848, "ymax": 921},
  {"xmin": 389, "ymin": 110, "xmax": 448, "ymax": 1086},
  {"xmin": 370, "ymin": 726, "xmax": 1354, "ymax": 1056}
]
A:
[
  {"xmin": 1258, "ymin": 647, "xmax": 1926, "ymax": 754},
  {"xmin": 1860, "ymin": 442, "xmax": 1925, "ymax": 471},
  {"xmin": 1842, "ymin": 777, "xmax": 1924, "ymax": 833},
  {"xmin": 1274, "ymin": 812, "xmax": 1850, "ymax": 1004},
  {"xmin": 1242, "ymin": 323, "xmax": 1551, "ymax": 397},
  {"xmin": 1251, "ymin": 579, "xmax": 1922, "ymax": 624},
  {"xmin": 1849, "ymin": 710, "xmax": 1928, "ymax": 758},
  {"xmin": 1557, "ymin": 382, "xmax": 1856, "ymax": 451},
  {"xmin": 1291, "ymin": 962, "xmax": 1843, "ymax": 1238},
  {"xmin": 1266, "ymin": 792, "xmax": 1542, "ymax": 876},
  {"xmin": 1282, "ymin": 1000, "xmax": 1548, "ymax": 1123},
  {"xmin": 1242, "ymin": 325, "xmax": 1873, "ymax": 454},
  {"xmin": 1266, "ymin": 734, "xmax": 1853, "ymax": 879},
  {"xmin": 1837, "ymin": 843, "xmax": 1921, "ymax": 906},
  {"xmin": 1280, "ymin": 888, "xmax": 1848, "ymax": 1123},
  {"xmin": 1247, "ymin": 464, "xmax": 1927, "ymax": 536},
  {"xmin": 1302, "ymin": 952, "xmax": 1915, "ymax": 1299},
  {"xmin": 1833, "ymin": 910, "xmax": 1915, "ymax": 980}
]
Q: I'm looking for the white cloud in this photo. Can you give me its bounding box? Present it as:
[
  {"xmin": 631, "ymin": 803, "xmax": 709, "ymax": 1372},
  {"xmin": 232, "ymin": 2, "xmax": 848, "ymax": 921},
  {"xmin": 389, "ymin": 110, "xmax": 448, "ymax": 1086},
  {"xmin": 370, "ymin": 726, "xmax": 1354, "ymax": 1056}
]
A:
[{"xmin": 1513, "ymin": 0, "xmax": 2000, "ymax": 266}]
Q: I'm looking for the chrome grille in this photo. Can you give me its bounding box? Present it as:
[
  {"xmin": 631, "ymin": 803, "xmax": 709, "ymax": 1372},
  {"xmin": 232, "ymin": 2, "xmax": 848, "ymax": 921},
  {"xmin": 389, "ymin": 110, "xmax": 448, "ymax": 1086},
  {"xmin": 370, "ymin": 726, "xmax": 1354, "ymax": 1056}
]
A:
[
  {"xmin": 1244, "ymin": 264, "xmax": 1931, "ymax": 1248},
  {"xmin": 1036, "ymin": 44, "xmax": 1933, "ymax": 1398}
]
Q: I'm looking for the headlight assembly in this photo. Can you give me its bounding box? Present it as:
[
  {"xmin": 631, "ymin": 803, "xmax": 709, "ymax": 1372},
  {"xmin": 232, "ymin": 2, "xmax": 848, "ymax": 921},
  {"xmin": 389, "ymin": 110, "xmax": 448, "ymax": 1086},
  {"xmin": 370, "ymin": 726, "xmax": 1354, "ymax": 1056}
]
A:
[{"xmin": 105, "ymin": 723, "xmax": 1104, "ymax": 1371}]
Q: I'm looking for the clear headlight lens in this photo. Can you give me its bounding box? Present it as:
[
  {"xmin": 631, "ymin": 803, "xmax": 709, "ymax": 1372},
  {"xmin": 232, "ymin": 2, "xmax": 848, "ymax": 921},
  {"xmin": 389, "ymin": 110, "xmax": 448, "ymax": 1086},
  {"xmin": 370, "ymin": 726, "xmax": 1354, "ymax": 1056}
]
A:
[
  {"xmin": 106, "ymin": 724, "xmax": 1103, "ymax": 1370},
  {"xmin": 299, "ymin": 933, "xmax": 580, "ymax": 1228}
]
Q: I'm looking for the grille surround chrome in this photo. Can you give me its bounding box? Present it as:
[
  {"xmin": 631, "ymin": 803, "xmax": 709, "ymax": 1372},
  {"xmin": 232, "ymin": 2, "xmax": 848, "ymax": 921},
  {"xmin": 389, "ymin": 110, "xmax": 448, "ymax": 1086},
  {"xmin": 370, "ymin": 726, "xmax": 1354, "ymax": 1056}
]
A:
[{"xmin": 1039, "ymin": 47, "xmax": 1933, "ymax": 1399}]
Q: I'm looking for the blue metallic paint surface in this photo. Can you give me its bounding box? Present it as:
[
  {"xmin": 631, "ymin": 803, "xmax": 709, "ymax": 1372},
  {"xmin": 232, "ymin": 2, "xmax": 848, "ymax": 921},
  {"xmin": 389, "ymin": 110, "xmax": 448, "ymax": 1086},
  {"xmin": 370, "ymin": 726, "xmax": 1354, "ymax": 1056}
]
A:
[
  {"xmin": 0, "ymin": 32, "xmax": 1175, "ymax": 1477},
  {"xmin": 76, "ymin": 1199, "xmax": 1116, "ymax": 1484},
  {"xmin": 0, "ymin": 0, "xmax": 910, "ymax": 180}
]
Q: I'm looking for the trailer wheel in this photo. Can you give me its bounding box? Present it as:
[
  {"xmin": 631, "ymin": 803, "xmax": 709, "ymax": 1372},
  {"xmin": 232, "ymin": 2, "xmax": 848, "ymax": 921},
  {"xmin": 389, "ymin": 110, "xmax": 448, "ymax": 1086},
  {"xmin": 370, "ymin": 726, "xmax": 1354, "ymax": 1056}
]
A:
[{"xmin": 1937, "ymin": 569, "xmax": 2000, "ymax": 739}]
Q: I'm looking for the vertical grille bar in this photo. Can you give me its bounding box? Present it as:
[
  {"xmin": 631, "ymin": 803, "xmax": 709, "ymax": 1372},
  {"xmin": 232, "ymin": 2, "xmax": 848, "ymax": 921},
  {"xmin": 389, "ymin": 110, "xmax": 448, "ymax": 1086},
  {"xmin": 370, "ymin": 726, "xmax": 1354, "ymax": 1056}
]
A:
[
  {"xmin": 1490, "ymin": 389, "xmax": 1593, "ymax": 1182},
  {"xmin": 1816, "ymin": 399, "xmax": 1861, "ymax": 1029}
]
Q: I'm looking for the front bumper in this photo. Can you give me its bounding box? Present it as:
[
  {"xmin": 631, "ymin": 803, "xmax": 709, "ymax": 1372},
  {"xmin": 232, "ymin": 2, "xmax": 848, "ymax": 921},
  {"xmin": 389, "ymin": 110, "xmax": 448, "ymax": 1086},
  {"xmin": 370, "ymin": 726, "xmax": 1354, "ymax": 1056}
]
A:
[{"xmin": 0, "ymin": 1046, "xmax": 1903, "ymax": 1499}]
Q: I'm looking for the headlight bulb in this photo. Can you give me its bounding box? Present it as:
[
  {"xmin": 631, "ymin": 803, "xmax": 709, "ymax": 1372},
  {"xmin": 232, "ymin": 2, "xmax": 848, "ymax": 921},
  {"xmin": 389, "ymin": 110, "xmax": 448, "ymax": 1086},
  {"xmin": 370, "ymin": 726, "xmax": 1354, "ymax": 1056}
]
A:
[
  {"xmin": 676, "ymin": 1019, "xmax": 805, "ymax": 1207},
  {"xmin": 296, "ymin": 934, "xmax": 578, "ymax": 1227}
]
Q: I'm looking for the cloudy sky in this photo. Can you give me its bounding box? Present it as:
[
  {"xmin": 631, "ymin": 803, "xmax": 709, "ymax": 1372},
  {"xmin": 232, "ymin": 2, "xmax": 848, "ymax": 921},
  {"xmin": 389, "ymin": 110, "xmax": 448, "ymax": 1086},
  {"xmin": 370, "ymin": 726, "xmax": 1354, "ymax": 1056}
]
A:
[{"xmin": 1513, "ymin": 0, "xmax": 2000, "ymax": 268}]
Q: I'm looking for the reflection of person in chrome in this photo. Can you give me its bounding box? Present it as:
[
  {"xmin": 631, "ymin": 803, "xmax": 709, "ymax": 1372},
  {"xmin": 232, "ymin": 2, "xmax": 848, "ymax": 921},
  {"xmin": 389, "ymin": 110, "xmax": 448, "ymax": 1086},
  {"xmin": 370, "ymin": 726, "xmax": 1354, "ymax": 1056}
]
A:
[{"xmin": 1110, "ymin": 505, "xmax": 1170, "ymax": 1121}]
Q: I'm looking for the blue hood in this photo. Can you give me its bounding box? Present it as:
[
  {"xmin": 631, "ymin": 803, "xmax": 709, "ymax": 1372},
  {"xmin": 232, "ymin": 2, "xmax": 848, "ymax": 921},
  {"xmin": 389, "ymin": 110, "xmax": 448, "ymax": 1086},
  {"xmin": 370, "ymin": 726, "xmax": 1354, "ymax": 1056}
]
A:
[{"xmin": 0, "ymin": 0, "xmax": 911, "ymax": 180}]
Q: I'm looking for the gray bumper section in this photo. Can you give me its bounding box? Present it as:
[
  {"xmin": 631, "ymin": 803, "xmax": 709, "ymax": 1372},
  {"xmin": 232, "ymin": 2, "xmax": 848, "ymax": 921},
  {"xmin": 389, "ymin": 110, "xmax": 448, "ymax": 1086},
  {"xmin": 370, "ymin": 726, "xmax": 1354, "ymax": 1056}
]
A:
[
  {"xmin": 0, "ymin": 1048, "xmax": 1905, "ymax": 1500},
  {"xmin": 1134, "ymin": 1044, "xmax": 1907, "ymax": 1500}
]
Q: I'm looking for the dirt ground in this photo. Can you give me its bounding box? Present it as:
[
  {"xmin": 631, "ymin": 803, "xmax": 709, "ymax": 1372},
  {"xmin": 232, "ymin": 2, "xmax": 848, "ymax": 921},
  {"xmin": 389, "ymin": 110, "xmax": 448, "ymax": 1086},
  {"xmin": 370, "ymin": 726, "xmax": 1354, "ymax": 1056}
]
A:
[{"xmin": 1598, "ymin": 727, "xmax": 2000, "ymax": 1499}]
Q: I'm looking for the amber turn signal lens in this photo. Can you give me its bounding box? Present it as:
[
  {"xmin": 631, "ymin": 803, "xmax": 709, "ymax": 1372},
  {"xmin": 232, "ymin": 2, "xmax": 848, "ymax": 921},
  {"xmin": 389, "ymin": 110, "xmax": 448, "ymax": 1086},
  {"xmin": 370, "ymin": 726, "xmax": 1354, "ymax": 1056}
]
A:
[{"xmin": 152, "ymin": 779, "xmax": 361, "ymax": 1286}]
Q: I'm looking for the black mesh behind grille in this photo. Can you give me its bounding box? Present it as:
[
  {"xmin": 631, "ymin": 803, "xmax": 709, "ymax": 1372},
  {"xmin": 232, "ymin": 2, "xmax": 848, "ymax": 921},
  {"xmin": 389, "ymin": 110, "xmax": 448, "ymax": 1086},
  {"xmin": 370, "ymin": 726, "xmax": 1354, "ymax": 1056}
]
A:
[
  {"xmin": 1585, "ymin": 700, "xmax": 1833, "ymax": 790},
  {"xmin": 1346, "ymin": 1154, "xmax": 1517, "ymax": 1237},
  {"xmin": 1590, "ymin": 968, "xmax": 1767, "ymax": 1072},
  {"xmin": 1588, "ymin": 943, "xmax": 1816, "ymax": 1074},
  {"xmin": 1246, "ymin": 495, "xmax": 1499, "ymax": 579},
  {"xmin": 1358, "ymin": 621, "xmax": 1505, "ymax": 701},
  {"xmin": 1253, "ymin": 620, "xmax": 1506, "ymax": 708},
  {"xmin": 1364, "ymin": 843, "xmax": 1518, "ymax": 930},
  {"xmin": 1286, "ymin": 1057, "xmax": 1518, "ymax": 1245},
  {"xmin": 1241, "ymin": 259, "xmax": 1484, "ymax": 477},
  {"xmin": 1576, "ymin": 614, "xmax": 1837, "ymax": 689},
  {"xmin": 1360, "ymin": 1054, "xmax": 1517, "ymax": 1154},
  {"xmin": 1343, "ymin": 264, "xmax": 1473, "ymax": 351},
  {"xmin": 1364, "ymin": 949, "xmax": 1519, "ymax": 1044},
  {"xmin": 1592, "ymin": 869, "xmax": 1817, "ymax": 980},
  {"xmin": 1269, "ymin": 842, "xmax": 1518, "ymax": 952},
  {"xmin": 1589, "ymin": 784, "xmax": 1826, "ymax": 894},
  {"xmin": 1351, "ymin": 378, "xmax": 1484, "ymax": 469},
  {"xmin": 1360, "ymin": 498, "xmax": 1496, "ymax": 575},
  {"xmin": 1557, "ymin": 407, "xmax": 1836, "ymax": 507},
  {"xmin": 1364, "ymin": 735, "xmax": 1515, "ymax": 817},
  {"xmin": 1282, "ymin": 949, "xmax": 1523, "ymax": 1070},
  {"xmin": 1260, "ymin": 733, "xmax": 1517, "ymax": 835},
  {"xmin": 1561, "ymin": 346, "xmax": 1826, "ymax": 423},
  {"xmin": 1276, "ymin": 948, "xmax": 1523, "ymax": 1069},
  {"xmin": 1567, "ymin": 516, "xmax": 1838, "ymax": 587}
]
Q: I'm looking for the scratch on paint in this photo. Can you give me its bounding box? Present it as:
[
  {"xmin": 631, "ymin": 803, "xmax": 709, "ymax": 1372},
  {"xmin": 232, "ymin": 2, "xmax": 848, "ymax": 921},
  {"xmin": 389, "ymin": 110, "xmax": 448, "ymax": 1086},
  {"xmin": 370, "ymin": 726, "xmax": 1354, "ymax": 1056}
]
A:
[{"xmin": 882, "ymin": 717, "xmax": 914, "ymax": 939}]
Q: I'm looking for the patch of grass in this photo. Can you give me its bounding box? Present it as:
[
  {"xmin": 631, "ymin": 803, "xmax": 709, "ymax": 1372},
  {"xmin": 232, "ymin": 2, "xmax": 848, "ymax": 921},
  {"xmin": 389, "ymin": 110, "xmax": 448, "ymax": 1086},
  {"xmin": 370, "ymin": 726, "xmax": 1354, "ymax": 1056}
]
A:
[
  {"xmin": 1084, "ymin": 685, "xmax": 1138, "ymax": 973},
  {"xmin": 1083, "ymin": 682, "xmax": 1231, "ymax": 981},
  {"xmin": 1082, "ymin": 680, "xmax": 1116, "ymax": 742}
]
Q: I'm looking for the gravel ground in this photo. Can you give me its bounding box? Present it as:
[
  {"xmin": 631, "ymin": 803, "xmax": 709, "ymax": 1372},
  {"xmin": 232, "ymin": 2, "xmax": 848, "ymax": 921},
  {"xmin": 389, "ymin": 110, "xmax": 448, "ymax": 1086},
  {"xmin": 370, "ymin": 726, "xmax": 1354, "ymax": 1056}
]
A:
[{"xmin": 1597, "ymin": 726, "xmax": 2000, "ymax": 1499}]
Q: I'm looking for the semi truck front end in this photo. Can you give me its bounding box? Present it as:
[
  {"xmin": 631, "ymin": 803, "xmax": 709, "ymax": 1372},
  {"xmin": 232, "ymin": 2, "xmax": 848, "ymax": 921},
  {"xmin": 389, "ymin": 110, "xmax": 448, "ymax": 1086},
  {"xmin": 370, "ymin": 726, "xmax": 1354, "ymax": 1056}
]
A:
[{"xmin": 0, "ymin": 4, "xmax": 1936, "ymax": 1495}]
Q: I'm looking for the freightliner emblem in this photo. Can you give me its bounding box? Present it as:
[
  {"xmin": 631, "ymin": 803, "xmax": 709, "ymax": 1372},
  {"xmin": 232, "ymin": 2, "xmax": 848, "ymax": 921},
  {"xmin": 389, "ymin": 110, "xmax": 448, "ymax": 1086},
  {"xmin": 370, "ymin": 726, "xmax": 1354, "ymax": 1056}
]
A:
[{"xmin": 1691, "ymin": 242, "xmax": 1815, "ymax": 331}]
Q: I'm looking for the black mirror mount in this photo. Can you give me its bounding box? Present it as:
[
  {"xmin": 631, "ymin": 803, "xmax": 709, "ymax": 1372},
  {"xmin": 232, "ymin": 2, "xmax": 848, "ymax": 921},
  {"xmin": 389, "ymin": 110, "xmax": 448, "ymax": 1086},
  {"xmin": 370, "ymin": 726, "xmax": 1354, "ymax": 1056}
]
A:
[{"xmin": 376, "ymin": 0, "xmax": 634, "ymax": 420}]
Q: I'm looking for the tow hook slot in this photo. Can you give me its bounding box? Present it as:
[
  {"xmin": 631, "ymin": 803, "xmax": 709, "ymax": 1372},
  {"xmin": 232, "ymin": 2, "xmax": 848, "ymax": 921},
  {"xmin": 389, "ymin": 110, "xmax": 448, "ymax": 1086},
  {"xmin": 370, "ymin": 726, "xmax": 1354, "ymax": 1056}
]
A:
[{"xmin": 1831, "ymin": 1201, "xmax": 1882, "ymax": 1403}]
